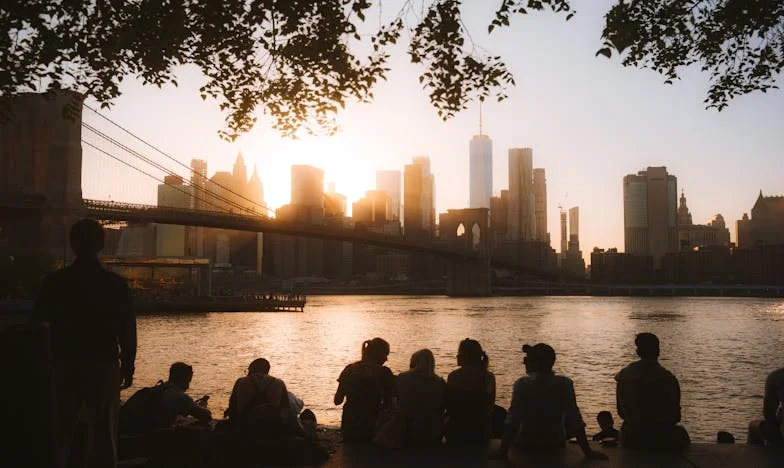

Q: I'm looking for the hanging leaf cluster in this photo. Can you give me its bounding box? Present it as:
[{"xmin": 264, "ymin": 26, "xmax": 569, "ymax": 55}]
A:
[{"xmin": 597, "ymin": 0, "xmax": 784, "ymax": 110}]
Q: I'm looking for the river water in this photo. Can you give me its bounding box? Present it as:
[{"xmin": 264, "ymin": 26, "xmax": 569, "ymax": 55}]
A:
[{"xmin": 123, "ymin": 295, "xmax": 784, "ymax": 442}]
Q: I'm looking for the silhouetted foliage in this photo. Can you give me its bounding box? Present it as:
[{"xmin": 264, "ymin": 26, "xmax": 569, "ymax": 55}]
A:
[
  {"xmin": 1, "ymin": 1, "xmax": 780, "ymax": 139},
  {"xmin": 597, "ymin": 0, "xmax": 784, "ymax": 110}
]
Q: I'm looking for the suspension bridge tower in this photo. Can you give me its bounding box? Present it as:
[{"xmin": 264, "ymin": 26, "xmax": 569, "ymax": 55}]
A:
[{"xmin": 0, "ymin": 90, "xmax": 85, "ymax": 264}]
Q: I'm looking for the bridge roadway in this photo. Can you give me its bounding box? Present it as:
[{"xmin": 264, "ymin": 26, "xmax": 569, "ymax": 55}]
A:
[{"xmin": 76, "ymin": 199, "xmax": 557, "ymax": 278}]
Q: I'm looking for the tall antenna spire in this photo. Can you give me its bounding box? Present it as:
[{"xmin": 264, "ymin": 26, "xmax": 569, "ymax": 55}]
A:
[{"xmin": 479, "ymin": 100, "xmax": 483, "ymax": 136}]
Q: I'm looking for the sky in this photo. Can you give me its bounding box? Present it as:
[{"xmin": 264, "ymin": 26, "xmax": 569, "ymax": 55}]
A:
[{"xmin": 79, "ymin": 1, "xmax": 784, "ymax": 262}]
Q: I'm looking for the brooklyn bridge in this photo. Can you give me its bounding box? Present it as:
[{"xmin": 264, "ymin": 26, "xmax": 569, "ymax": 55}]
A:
[{"xmin": 0, "ymin": 91, "xmax": 563, "ymax": 297}]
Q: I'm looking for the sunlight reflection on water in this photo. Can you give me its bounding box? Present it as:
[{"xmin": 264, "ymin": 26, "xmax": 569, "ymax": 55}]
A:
[{"xmin": 123, "ymin": 296, "xmax": 784, "ymax": 442}]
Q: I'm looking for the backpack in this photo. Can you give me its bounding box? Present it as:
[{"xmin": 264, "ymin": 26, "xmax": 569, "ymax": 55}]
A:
[{"xmin": 119, "ymin": 381, "xmax": 170, "ymax": 434}]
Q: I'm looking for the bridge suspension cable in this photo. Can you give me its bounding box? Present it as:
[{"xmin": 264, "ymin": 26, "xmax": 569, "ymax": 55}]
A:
[
  {"xmin": 81, "ymin": 121, "xmax": 265, "ymax": 218},
  {"xmin": 81, "ymin": 139, "xmax": 234, "ymax": 215},
  {"xmin": 82, "ymin": 104, "xmax": 273, "ymax": 216}
]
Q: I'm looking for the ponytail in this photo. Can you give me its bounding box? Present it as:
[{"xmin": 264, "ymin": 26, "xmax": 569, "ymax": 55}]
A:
[
  {"xmin": 480, "ymin": 351, "xmax": 489, "ymax": 371},
  {"xmin": 361, "ymin": 340, "xmax": 371, "ymax": 360}
]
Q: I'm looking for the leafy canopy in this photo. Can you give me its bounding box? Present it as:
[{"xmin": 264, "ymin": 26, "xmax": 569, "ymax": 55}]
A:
[{"xmin": 1, "ymin": 1, "xmax": 781, "ymax": 139}]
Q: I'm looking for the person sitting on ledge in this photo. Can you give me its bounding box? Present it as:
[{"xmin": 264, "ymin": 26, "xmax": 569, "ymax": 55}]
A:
[
  {"xmin": 396, "ymin": 348, "xmax": 446, "ymax": 447},
  {"xmin": 444, "ymin": 339, "xmax": 496, "ymax": 446},
  {"xmin": 748, "ymin": 366, "xmax": 784, "ymax": 447},
  {"xmin": 226, "ymin": 358, "xmax": 298, "ymax": 438},
  {"xmin": 160, "ymin": 362, "xmax": 212, "ymax": 427},
  {"xmin": 592, "ymin": 411, "xmax": 620, "ymax": 441},
  {"xmin": 334, "ymin": 338, "xmax": 396, "ymax": 443},
  {"xmin": 615, "ymin": 333, "xmax": 690, "ymax": 450},
  {"xmin": 497, "ymin": 343, "xmax": 607, "ymax": 461}
]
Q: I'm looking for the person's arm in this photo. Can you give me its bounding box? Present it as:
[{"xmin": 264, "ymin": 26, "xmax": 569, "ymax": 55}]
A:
[
  {"xmin": 566, "ymin": 379, "xmax": 607, "ymax": 460},
  {"xmin": 498, "ymin": 380, "xmax": 522, "ymax": 458},
  {"xmin": 615, "ymin": 379, "xmax": 626, "ymax": 420},
  {"xmin": 117, "ymin": 281, "xmax": 136, "ymax": 389},
  {"xmin": 763, "ymin": 372, "xmax": 780, "ymax": 422},
  {"xmin": 381, "ymin": 367, "xmax": 396, "ymax": 409},
  {"xmin": 672, "ymin": 375, "xmax": 682, "ymax": 424},
  {"xmin": 487, "ymin": 372, "xmax": 496, "ymax": 407},
  {"xmin": 334, "ymin": 366, "xmax": 350, "ymax": 405},
  {"xmin": 187, "ymin": 398, "xmax": 212, "ymax": 422}
]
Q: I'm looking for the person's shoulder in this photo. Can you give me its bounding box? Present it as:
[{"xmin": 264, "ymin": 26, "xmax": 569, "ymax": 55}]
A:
[
  {"xmin": 100, "ymin": 268, "xmax": 129, "ymax": 288},
  {"xmin": 553, "ymin": 373, "xmax": 575, "ymax": 385},
  {"xmin": 766, "ymin": 367, "xmax": 784, "ymax": 386},
  {"xmin": 614, "ymin": 361, "xmax": 639, "ymax": 381}
]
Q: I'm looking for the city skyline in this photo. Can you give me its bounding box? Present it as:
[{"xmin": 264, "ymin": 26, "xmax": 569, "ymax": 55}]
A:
[{"xmin": 78, "ymin": 1, "xmax": 784, "ymax": 259}]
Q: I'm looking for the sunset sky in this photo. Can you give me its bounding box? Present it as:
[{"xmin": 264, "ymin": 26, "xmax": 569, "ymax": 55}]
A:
[{"xmin": 80, "ymin": 1, "xmax": 784, "ymax": 260}]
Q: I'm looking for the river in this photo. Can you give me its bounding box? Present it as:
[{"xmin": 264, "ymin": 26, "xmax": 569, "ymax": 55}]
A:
[{"xmin": 123, "ymin": 295, "xmax": 784, "ymax": 443}]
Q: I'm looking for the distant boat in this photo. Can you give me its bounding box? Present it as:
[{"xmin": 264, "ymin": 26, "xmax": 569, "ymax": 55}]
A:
[{"xmin": 132, "ymin": 294, "xmax": 306, "ymax": 314}]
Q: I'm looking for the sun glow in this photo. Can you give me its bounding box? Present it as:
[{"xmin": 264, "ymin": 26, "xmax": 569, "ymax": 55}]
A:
[{"xmin": 248, "ymin": 133, "xmax": 377, "ymax": 218}]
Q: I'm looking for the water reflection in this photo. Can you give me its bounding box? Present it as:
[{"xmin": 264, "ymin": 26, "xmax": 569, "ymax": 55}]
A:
[{"xmin": 123, "ymin": 296, "xmax": 784, "ymax": 443}]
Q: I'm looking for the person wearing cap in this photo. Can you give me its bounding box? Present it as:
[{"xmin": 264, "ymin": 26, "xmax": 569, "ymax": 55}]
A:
[
  {"xmin": 748, "ymin": 367, "xmax": 784, "ymax": 447},
  {"xmin": 615, "ymin": 332, "xmax": 689, "ymax": 450},
  {"xmin": 497, "ymin": 343, "xmax": 606, "ymax": 460}
]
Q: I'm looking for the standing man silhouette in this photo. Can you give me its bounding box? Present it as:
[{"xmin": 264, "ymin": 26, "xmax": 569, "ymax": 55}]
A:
[{"xmin": 33, "ymin": 219, "xmax": 136, "ymax": 468}]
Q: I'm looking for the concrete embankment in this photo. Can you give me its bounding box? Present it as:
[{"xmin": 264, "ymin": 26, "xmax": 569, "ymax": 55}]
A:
[{"xmin": 325, "ymin": 441, "xmax": 784, "ymax": 468}]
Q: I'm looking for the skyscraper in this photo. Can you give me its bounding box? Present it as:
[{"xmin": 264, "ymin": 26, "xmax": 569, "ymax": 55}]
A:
[
  {"xmin": 291, "ymin": 165, "xmax": 324, "ymax": 211},
  {"xmin": 376, "ymin": 170, "xmax": 402, "ymax": 220},
  {"xmin": 157, "ymin": 174, "xmax": 189, "ymax": 256},
  {"xmin": 560, "ymin": 210, "xmax": 568, "ymax": 257},
  {"xmin": 190, "ymin": 159, "xmax": 208, "ymax": 210},
  {"xmin": 404, "ymin": 157, "xmax": 435, "ymax": 236},
  {"xmin": 533, "ymin": 168, "xmax": 548, "ymax": 243},
  {"xmin": 469, "ymin": 134, "xmax": 492, "ymax": 209},
  {"xmin": 507, "ymin": 148, "xmax": 535, "ymax": 240},
  {"xmin": 568, "ymin": 206, "xmax": 580, "ymax": 253},
  {"xmin": 623, "ymin": 166, "xmax": 678, "ymax": 266}
]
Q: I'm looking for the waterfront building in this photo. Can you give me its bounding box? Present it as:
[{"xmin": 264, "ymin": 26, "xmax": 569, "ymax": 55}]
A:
[
  {"xmin": 736, "ymin": 191, "xmax": 784, "ymax": 248},
  {"xmin": 590, "ymin": 248, "xmax": 654, "ymax": 284},
  {"xmin": 490, "ymin": 190, "xmax": 509, "ymax": 246},
  {"xmin": 156, "ymin": 174, "xmax": 190, "ymax": 256},
  {"xmin": 376, "ymin": 170, "xmax": 402, "ymax": 221},
  {"xmin": 404, "ymin": 157, "xmax": 435, "ymax": 237},
  {"xmin": 353, "ymin": 190, "xmax": 392, "ymax": 229},
  {"xmin": 324, "ymin": 183, "xmax": 347, "ymax": 217},
  {"xmin": 507, "ymin": 148, "xmax": 535, "ymax": 241},
  {"xmin": 676, "ymin": 191, "xmax": 730, "ymax": 249},
  {"xmin": 560, "ymin": 210, "xmax": 568, "ymax": 258},
  {"xmin": 623, "ymin": 166, "xmax": 678, "ymax": 267},
  {"xmin": 562, "ymin": 206, "xmax": 585, "ymax": 277},
  {"xmin": 533, "ymin": 168, "xmax": 548, "ymax": 243},
  {"xmin": 469, "ymin": 134, "xmax": 492, "ymax": 209}
]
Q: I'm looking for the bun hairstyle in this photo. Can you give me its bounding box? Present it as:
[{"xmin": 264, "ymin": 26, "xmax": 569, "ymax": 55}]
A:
[
  {"xmin": 361, "ymin": 337, "xmax": 390, "ymax": 365},
  {"xmin": 457, "ymin": 338, "xmax": 489, "ymax": 370}
]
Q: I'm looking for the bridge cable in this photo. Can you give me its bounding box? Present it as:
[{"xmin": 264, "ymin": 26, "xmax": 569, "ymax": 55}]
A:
[
  {"xmin": 83, "ymin": 104, "xmax": 273, "ymax": 216},
  {"xmin": 82, "ymin": 122, "xmax": 261, "ymax": 217},
  {"xmin": 81, "ymin": 139, "xmax": 233, "ymax": 215}
]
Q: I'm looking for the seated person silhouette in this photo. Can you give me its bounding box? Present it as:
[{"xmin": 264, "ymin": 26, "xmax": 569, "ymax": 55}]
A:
[
  {"xmin": 716, "ymin": 431, "xmax": 735, "ymax": 444},
  {"xmin": 160, "ymin": 362, "xmax": 212, "ymax": 426},
  {"xmin": 444, "ymin": 339, "xmax": 496, "ymax": 446},
  {"xmin": 334, "ymin": 338, "xmax": 395, "ymax": 443},
  {"xmin": 226, "ymin": 358, "xmax": 297, "ymax": 438},
  {"xmin": 748, "ymin": 367, "xmax": 784, "ymax": 447},
  {"xmin": 615, "ymin": 333, "xmax": 690, "ymax": 450},
  {"xmin": 396, "ymin": 349, "xmax": 446, "ymax": 447},
  {"xmin": 592, "ymin": 411, "xmax": 619, "ymax": 442},
  {"xmin": 497, "ymin": 343, "xmax": 606, "ymax": 461}
]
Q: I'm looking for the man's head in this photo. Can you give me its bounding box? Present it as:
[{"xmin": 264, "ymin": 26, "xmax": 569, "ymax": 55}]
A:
[
  {"xmin": 169, "ymin": 362, "xmax": 194, "ymax": 390},
  {"xmin": 635, "ymin": 332, "xmax": 660, "ymax": 360},
  {"xmin": 69, "ymin": 219, "xmax": 105, "ymax": 258},
  {"xmin": 248, "ymin": 358, "xmax": 270, "ymax": 376},
  {"xmin": 597, "ymin": 411, "xmax": 614, "ymax": 430},
  {"xmin": 522, "ymin": 343, "xmax": 556, "ymax": 374}
]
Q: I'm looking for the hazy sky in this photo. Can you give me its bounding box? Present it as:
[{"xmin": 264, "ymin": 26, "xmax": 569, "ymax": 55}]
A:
[{"xmin": 80, "ymin": 1, "xmax": 784, "ymax": 261}]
